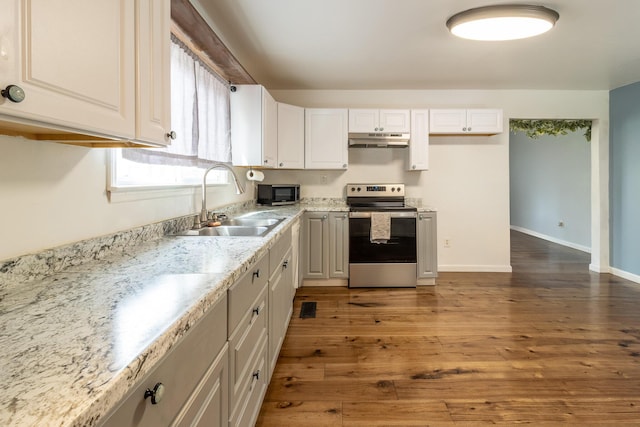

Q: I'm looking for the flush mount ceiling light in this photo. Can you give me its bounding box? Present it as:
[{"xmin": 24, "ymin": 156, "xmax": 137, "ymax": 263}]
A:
[{"xmin": 446, "ymin": 4, "xmax": 559, "ymax": 41}]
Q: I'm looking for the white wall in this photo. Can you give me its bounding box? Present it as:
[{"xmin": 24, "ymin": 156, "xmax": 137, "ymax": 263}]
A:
[
  {"xmin": 0, "ymin": 89, "xmax": 609, "ymax": 272},
  {"xmin": 269, "ymin": 89, "xmax": 610, "ymax": 272},
  {"xmin": 0, "ymin": 135, "xmax": 254, "ymax": 260}
]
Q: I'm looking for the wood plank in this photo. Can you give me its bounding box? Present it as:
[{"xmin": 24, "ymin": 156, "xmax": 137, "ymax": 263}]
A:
[{"xmin": 343, "ymin": 401, "xmax": 453, "ymax": 426}]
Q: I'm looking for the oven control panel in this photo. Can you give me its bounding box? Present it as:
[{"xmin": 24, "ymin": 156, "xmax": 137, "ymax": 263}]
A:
[{"xmin": 346, "ymin": 183, "xmax": 405, "ymax": 197}]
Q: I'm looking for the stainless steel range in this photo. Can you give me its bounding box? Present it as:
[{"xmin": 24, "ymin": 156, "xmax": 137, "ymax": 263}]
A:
[{"xmin": 347, "ymin": 183, "xmax": 417, "ymax": 288}]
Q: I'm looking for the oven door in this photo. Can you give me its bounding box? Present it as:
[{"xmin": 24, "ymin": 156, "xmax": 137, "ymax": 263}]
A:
[{"xmin": 348, "ymin": 211, "xmax": 417, "ymax": 287}]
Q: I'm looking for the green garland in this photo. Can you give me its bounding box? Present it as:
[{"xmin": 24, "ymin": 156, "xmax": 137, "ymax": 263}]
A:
[{"xmin": 510, "ymin": 119, "xmax": 592, "ymax": 141}]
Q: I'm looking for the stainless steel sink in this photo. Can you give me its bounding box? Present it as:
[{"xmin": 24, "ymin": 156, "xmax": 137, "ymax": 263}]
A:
[
  {"xmin": 173, "ymin": 217, "xmax": 285, "ymax": 237},
  {"xmin": 221, "ymin": 218, "xmax": 282, "ymax": 227}
]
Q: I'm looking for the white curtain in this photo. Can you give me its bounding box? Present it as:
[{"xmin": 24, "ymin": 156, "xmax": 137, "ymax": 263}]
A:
[{"xmin": 124, "ymin": 37, "xmax": 231, "ymax": 166}]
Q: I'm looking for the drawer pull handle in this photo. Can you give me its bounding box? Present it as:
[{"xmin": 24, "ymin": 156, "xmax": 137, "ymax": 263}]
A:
[
  {"xmin": 144, "ymin": 382, "xmax": 165, "ymax": 405},
  {"xmin": 252, "ymin": 370, "xmax": 260, "ymax": 381},
  {"xmin": 252, "ymin": 269, "xmax": 261, "ymax": 280},
  {"xmin": 252, "ymin": 306, "xmax": 261, "ymax": 316},
  {"xmin": 282, "ymin": 260, "xmax": 289, "ymax": 269}
]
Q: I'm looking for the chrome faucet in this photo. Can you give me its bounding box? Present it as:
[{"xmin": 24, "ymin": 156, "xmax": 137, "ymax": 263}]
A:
[{"xmin": 200, "ymin": 162, "xmax": 245, "ymax": 224}]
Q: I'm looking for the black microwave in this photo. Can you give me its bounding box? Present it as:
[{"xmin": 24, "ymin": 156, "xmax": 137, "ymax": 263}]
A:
[{"xmin": 257, "ymin": 184, "xmax": 300, "ymax": 205}]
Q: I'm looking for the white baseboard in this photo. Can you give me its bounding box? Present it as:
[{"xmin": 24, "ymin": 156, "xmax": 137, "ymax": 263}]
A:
[
  {"xmin": 438, "ymin": 265, "xmax": 513, "ymax": 273},
  {"xmin": 510, "ymin": 226, "xmax": 591, "ymax": 253},
  {"xmin": 610, "ymin": 267, "xmax": 640, "ymax": 285}
]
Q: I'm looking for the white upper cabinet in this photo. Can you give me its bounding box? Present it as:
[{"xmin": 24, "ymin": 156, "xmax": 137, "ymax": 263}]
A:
[
  {"xmin": 230, "ymin": 85, "xmax": 278, "ymax": 167},
  {"xmin": 348, "ymin": 109, "xmax": 410, "ymax": 133},
  {"xmin": 0, "ymin": 0, "xmax": 172, "ymax": 146},
  {"xmin": 276, "ymin": 102, "xmax": 305, "ymax": 169},
  {"xmin": 407, "ymin": 109, "xmax": 429, "ymax": 171},
  {"xmin": 305, "ymin": 108, "xmax": 348, "ymax": 169},
  {"xmin": 136, "ymin": 0, "xmax": 172, "ymax": 146},
  {"xmin": 429, "ymin": 108, "xmax": 503, "ymax": 134}
]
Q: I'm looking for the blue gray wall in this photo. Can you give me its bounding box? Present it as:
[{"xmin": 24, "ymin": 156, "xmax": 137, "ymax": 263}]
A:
[
  {"xmin": 509, "ymin": 129, "xmax": 591, "ymax": 250},
  {"xmin": 610, "ymin": 82, "xmax": 640, "ymax": 276}
]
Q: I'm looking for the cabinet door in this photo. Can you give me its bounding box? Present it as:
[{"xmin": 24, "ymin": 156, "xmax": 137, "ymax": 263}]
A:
[
  {"xmin": 466, "ymin": 109, "xmax": 503, "ymax": 134},
  {"xmin": 429, "ymin": 109, "xmax": 467, "ymax": 134},
  {"xmin": 302, "ymin": 212, "xmax": 329, "ymax": 279},
  {"xmin": 348, "ymin": 109, "xmax": 379, "ymax": 132},
  {"xmin": 329, "ymin": 212, "xmax": 349, "ymax": 278},
  {"xmin": 268, "ymin": 247, "xmax": 293, "ymax": 378},
  {"xmin": 136, "ymin": 0, "xmax": 172, "ymax": 146},
  {"xmin": 304, "ymin": 109, "xmax": 348, "ymax": 169},
  {"xmin": 173, "ymin": 344, "xmax": 228, "ymax": 427},
  {"xmin": 277, "ymin": 103, "xmax": 305, "ymax": 169},
  {"xmin": 0, "ymin": 0, "xmax": 135, "ymax": 139},
  {"xmin": 231, "ymin": 85, "xmax": 277, "ymax": 167},
  {"xmin": 417, "ymin": 212, "xmax": 438, "ymax": 278},
  {"xmin": 408, "ymin": 109, "xmax": 429, "ymax": 171},
  {"xmin": 379, "ymin": 109, "xmax": 410, "ymax": 133},
  {"xmin": 262, "ymin": 88, "xmax": 278, "ymax": 167}
]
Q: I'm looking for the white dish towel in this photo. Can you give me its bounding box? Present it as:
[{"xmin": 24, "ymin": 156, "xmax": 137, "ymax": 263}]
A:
[{"xmin": 370, "ymin": 212, "xmax": 391, "ymax": 243}]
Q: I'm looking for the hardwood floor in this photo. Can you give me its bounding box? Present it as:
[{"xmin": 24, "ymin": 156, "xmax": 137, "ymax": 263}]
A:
[{"xmin": 256, "ymin": 231, "xmax": 640, "ymax": 425}]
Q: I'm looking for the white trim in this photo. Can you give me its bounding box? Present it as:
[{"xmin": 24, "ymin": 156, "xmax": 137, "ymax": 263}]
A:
[
  {"xmin": 589, "ymin": 263, "xmax": 610, "ymax": 273},
  {"xmin": 610, "ymin": 267, "xmax": 640, "ymax": 285},
  {"xmin": 510, "ymin": 225, "xmax": 591, "ymax": 253},
  {"xmin": 438, "ymin": 265, "xmax": 513, "ymax": 273}
]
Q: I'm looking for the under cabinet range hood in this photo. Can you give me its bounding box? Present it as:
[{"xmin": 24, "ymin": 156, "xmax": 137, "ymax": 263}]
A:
[{"xmin": 348, "ymin": 132, "xmax": 410, "ymax": 148}]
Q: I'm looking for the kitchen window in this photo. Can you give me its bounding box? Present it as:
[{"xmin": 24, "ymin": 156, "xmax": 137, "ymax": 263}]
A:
[{"xmin": 108, "ymin": 35, "xmax": 231, "ymax": 200}]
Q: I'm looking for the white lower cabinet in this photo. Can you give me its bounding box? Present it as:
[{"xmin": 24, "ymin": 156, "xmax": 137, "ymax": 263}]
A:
[
  {"xmin": 417, "ymin": 212, "xmax": 438, "ymax": 279},
  {"xmin": 268, "ymin": 229, "xmax": 294, "ymax": 380},
  {"xmin": 100, "ymin": 294, "xmax": 228, "ymax": 427},
  {"xmin": 301, "ymin": 212, "xmax": 349, "ymax": 282},
  {"xmin": 227, "ymin": 253, "xmax": 269, "ymax": 427},
  {"xmin": 102, "ymin": 226, "xmax": 297, "ymax": 427}
]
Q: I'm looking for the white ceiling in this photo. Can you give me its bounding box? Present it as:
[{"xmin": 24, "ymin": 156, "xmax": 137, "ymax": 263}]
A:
[{"xmin": 191, "ymin": 0, "xmax": 640, "ymax": 91}]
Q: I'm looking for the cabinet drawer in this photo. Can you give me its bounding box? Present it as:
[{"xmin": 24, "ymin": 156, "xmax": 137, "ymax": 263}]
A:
[
  {"xmin": 101, "ymin": 294, "xmax": 228, "ymax": 427},
  {"xmin": 228, "ymin": 253, "xmax": 269, "ymax": 334},
  {"xmin": 269, "ymin": 227, "xmax": 292, "ymax": 278},
  {"xmin": 228, "ymin": 286, "xmax": 268, "ymax": 408},
  {"xmin": 229, "ymin": 340, "xmax": 268, "ymax": 427}
]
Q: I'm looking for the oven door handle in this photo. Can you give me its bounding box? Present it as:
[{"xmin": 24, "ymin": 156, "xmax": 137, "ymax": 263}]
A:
[{"xmin": 348, "ymin": 211, "xmax": 417, "ymax": 219}]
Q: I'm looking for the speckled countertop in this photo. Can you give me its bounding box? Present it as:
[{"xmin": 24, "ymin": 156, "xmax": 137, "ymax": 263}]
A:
[{"xmin": 0, "ymin": 202, "xmax": 349, "ymax": 427}]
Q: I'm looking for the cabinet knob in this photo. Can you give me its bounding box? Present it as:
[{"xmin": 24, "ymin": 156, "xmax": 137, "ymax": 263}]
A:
[
  {"xmin": 252, "ymin": 370, "xmax": 261, "ymax": 381},
  {"xmin": 380, "ymin": 127, "xmax": 384, "ymax": 131},
  {"xmin": 165, "ymin": 130, "xmax": 177, "ymax": 140},
  {"xmin": 252, "ymin": 306, "xmax": 260, "ymax": 316},
  {"xmin": 252, "ymin": 269, "xmax": 261, "ymax": 280},
  {"xmin": 342, "ymin": 164, "xmax": 347, "ymax": 169},
  {"xmin": 462, "ymin": 127, "xmax": 467, "ymax": 132},
  {"xmin": 419, "ymin": 214, "xmax": 424, "ymax": 220},
  {"xmin": 412, "ymin": 165, "xmax": 416, "ymax": 169},
  {"xmin": 322, "ymin": 215, "xmax": 327, "ymax": 220},
  {"xmin": 282, "ymin": 260, "xmax": 289, "ymax": 269},
  {"xmin": 144, "ymin": 382, "xmax": 165, "ymax": 405},
  {"xmin": 1, "ymin": 85, "xmax": 25, "ymax": 103},
  {"xmin": 279, "ymin": 162, "xmax": 284, "ymax": 167},
  {"xmin": 374, "ymin": 127, "xmax": 379, "ymax": 131},
  {"xmin": 264, "ymin": 159, "xmax": 269, "ymax": 164},
  {"xmin": 467, "ymin": 127, "xmax": 472, "ymax": 132}
]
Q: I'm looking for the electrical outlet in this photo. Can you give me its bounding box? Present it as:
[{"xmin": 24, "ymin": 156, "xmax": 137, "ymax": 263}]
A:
[
  {"xmin": 444, "ymin": 238, "xmax": 451, "ymax": 248},
  {"xmin": 321, "ymin": 175, "xmax": 328, "ymax": 184}
]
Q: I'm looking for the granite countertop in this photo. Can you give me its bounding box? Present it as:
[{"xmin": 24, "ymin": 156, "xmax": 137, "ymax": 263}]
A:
[{"xmin": 0, "ymin": 203, "xmax": 347, "ymax": 427}]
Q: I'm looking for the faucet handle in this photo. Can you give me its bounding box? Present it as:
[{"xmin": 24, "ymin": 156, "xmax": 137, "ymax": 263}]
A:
[
  {"xmin": 192, "ymin": 215, "xmax": 202, "ymax": 229},
  {"xmin": 216, "ymin": 213, "xmax": 228, "ymax": 222}
]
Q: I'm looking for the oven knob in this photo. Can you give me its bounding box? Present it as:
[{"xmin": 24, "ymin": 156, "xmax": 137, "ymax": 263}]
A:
[
  {"xmin": 357, "ymin": 187, "xmax": 361, "ymax": 192},
  {"xmin": 351, "ymin": 187, "xmax": 355, "ymax": 192},
  {"xmin": 396, "ymin": 187, "xmax": 401, "ymax": 192},
  {"xmin": 391, "ymin": 187, "xmax": 395, "ymax": 192}
]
